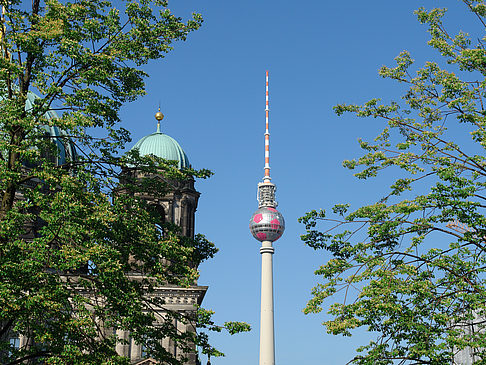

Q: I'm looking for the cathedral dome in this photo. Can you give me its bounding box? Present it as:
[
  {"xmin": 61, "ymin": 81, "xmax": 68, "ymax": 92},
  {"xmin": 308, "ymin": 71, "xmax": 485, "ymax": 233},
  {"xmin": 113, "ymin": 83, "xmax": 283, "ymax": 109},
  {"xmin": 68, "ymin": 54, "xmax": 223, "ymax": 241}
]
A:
[
  {"xmin": 39, "ymin": 125, "xmax": 76, "ymax": 166},
  {"xmin": 12, "ymin": 91, "xmax": 76, "ymax": 166},
  {"xmin": 130, "ymin": 113, "xmax": 190, "ymax": 169}
]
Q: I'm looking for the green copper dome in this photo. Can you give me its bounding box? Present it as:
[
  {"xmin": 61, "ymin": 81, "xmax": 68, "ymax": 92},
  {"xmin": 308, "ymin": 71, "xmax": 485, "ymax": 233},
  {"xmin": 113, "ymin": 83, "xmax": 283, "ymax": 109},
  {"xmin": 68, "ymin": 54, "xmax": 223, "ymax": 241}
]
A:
[
  {"xmin": 130, "ymin": 123, "xmax": 190, "ymax": 169},
  {"xmin": 0, "ymin": 91, "xmax": 76, "ymax": 166},
  {"xmin": 25, "ymin": 92, "xmax": 76, "ymax": 166}
]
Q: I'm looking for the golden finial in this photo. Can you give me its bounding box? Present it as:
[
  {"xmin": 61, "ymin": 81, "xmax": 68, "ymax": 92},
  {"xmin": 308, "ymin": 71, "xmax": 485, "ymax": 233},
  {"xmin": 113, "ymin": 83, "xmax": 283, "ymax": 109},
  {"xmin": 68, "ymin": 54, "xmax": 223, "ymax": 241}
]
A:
[
  {"xmin": 155, "ymin": 107, "xmax": 164, "ymax": 122},
  {"xmin": 155, "ymin": 107, "xmax": 164, "ymax": 133}
]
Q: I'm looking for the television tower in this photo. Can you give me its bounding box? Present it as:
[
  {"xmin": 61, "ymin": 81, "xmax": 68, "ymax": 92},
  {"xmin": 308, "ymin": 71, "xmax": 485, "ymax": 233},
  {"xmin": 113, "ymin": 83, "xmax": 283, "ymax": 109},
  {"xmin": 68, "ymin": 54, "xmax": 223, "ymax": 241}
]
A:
[{"xmin": 249, "ymin": 71, "xmax": 285, "ymax": 365}]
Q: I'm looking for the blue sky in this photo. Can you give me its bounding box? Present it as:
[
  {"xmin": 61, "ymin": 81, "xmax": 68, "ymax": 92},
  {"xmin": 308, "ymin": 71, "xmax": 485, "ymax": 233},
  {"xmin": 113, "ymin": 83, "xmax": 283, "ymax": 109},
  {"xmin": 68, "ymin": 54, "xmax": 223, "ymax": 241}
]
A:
[{"xmin": 118, "ymin": 1, "xmax": 469, "ymax": 363}]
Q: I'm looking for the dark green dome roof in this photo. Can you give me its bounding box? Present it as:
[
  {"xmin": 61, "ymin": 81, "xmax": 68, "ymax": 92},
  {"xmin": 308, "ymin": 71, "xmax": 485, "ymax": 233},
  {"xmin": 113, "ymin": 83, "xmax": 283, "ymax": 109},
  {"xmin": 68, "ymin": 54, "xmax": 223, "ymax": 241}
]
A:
[
  {"xmin": 130, "ymin": 124, "xmax": 190, "ymax": 169},
  {"xmin": 24, "ymin": 92, "xmax": 76, "ymax": 166},
  {"xmin": 0, "ymin": 91, "xmax": 76, "ymax": 166}
]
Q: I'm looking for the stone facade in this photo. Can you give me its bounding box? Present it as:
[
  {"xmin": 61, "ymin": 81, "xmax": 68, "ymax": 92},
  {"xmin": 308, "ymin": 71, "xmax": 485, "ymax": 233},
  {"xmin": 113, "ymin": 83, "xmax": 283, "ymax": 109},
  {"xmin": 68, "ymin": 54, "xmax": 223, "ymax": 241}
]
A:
[
  {"xmin": 4, "ymin": 170, "xmax": 206, "ymax": 364},
  {"xmin": 453, "ymin": 313, "xmax": 485, "ymax": 365},
  {"xmin": 114, "ymin": 285, "xmax": 207, "ymax": 364},
  {"xmin": 119, "ymin": 170, "xmax": 206, "ymax": 364}
]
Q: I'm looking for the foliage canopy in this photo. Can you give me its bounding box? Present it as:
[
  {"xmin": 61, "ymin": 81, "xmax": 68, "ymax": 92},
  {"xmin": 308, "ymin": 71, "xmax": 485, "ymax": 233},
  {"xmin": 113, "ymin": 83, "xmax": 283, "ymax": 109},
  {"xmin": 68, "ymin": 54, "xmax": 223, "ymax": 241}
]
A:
[
  {"xmin": 0, "ymin": 1, "xmax": 249, "ymax": 364},
  {"xmin": 300, "ymin": 1, "xmax": 486, "ymax": 364}
]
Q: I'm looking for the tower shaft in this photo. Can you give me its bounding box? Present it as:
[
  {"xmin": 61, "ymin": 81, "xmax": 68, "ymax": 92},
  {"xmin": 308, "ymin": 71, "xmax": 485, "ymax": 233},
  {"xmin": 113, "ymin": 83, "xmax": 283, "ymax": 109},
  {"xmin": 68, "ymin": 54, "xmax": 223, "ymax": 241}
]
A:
[{"xmin": 259, "ymin": 241, "xmax": 275, "ymax": 365}]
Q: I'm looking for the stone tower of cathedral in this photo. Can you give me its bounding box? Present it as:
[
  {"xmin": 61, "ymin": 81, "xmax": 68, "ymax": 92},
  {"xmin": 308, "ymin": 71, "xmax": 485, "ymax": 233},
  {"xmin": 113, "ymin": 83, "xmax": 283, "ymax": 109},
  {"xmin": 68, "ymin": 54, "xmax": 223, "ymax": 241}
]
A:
[
  {"xmin": 128, "ymin": 109, "xmax": 200, "ymax": 238},
  {"xmin": 117, "ymin": 109, "xmax": 208, "ymax": 365}
]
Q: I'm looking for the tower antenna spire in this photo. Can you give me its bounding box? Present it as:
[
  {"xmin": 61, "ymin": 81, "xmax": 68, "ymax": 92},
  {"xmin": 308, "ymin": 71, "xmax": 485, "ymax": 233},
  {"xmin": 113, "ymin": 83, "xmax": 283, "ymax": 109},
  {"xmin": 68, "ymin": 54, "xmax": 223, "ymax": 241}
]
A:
[{"xmin": 264, "ymin": 70, "xmax": 271, "ymax": 183}]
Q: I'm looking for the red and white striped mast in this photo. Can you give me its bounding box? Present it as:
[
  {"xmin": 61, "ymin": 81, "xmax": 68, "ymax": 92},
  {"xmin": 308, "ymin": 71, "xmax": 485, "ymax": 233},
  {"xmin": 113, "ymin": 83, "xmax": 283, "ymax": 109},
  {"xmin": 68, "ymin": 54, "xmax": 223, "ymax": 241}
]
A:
[
  {"xmin": 249, "ymin": 71, "xmax": 285, "ymax": 365},
  {"xmin": 264, "ymin": 71, "xmax": 271, "ymax": 183}
]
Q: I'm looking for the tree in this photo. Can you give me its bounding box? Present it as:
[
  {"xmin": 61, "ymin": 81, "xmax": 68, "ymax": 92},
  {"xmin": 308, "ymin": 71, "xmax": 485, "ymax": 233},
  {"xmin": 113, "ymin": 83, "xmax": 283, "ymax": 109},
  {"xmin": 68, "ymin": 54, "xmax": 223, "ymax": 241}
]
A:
[
  {"xmin": 0, "ymin": 1, "xmax": 248, "ymax": 364},
  {"xmin": 300, "ymin": 1, "xmax": 486, "ymax": 364}
]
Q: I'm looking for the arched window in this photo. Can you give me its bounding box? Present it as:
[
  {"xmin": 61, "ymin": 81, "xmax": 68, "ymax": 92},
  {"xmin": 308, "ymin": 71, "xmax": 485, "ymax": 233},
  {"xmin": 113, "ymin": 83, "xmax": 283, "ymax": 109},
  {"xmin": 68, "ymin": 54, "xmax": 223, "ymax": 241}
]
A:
[
  {"xmin": 8, "ymin": 336, "xmax": 20, "ymax": 356},
  {"xmin": 141, "ymin": 342, "xmax": 148, "ymax": 358},
  {"xmin": 148, "ymin": 204, "xmax": 166, "ymax": 234}
]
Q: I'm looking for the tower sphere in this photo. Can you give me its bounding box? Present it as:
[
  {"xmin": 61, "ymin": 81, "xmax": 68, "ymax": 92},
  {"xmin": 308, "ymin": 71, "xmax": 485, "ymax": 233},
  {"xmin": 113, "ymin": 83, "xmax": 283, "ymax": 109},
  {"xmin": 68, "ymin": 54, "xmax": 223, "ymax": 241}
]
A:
[{"xmin": 249, "ymin": 206, "xmax": 285, "ymax": 242}]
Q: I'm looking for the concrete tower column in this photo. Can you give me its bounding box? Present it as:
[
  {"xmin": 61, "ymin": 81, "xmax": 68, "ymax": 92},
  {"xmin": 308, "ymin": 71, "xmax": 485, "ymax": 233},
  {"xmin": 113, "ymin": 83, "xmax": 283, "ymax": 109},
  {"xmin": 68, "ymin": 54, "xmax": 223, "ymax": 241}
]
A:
[
  {"xmin": 259, "ymin": 241, "xmax": 275, "ymax": 365},
  {"xmin": 249, "ymin": 71, "xmax": 284, "ymax": 365}
]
